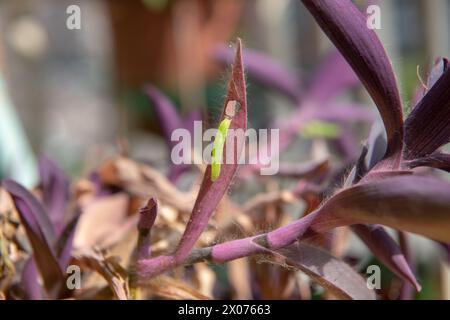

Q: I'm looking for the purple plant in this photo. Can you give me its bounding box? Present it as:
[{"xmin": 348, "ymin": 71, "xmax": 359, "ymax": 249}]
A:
[
  {"xmin": 2, "ymin": 0, "xmax": 450, "ymax": 301},
  {"xmin": 137, "ymin": 38, "xmax": 247, "ymax": 279},
  {"xmin": 136, "ymin": 0, "xmax": 450, "ymax": 299},
  {"xmin": 2, "ymin": 156, "xmax": 76, "ymax": 299}
]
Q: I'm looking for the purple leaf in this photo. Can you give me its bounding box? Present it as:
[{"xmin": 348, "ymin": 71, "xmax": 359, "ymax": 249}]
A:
[
  {"xmin": 167, "ymin": 163, "xmax": 191, "ymax": 183},
  {"xmin": 3, "ymin": 180, "xmax": 56, "ymax": 243},
  {"xmin": 330, "ymin": 128, "xmax": 360, "ymax": 161},
  {"xmin": 20, "ymin": 259, "xmax": 42, "ymax": 300},
  {"xmin": 38, "ymin": 156, "xmax": 69, "ymax": 235},
  {"xmin": 404, "ymin": 152, "xmax": 450, "ymax": 172},
  {"xmin": 397, "ymin": 231, "xmax": 416, "ymax": 300},
  {"xmin": 427, "ymin": 57, "xmax": 449, "ymax": 90},
  {"xmin": 322, "ymin": 175, "xmax": 450, "ymax": 242},
  {"xmin": 181, "ymin": 109, "xmax": 202, "ymax": 136},
  {"xmin": 55, "ymin": 213, "xmax": 79, "ymax": 271},
  {"xmin": 2, "ymin": 180, "xmax": 66, "ymax": 297},
  {"xmin": 143, "ymin": 85, "xmax": 182, "ymax": 149},
  {"xmin": 168, "ymin": 109, "xmax": 202, "ymax": 182},
  {"xmin": 306, "ymin": 51, "xmax": 360, "ymax": 104},
  {"xmin": 364, "ymin": 121, "xmax": 387, "ymax": 171},
  {"xmin": 412, "ymin": 58, "xmax": 448, "ymax": 105},
  {"xmin": 185, "ymin": 173, "xmax": 450, "ymax": 278},
  {"xmin": 315, "ymin": 103, "xmax": 375, "ymax": 123},
  {"xmin": 271, "ymin": 243, "xmax": 376, "ymax": 300},
  {"xmin": 352, "ymin": 224, "xmax": 420, "ymax": 291},
  {"xmin": 213, "ymin": 44, "xmax": 301, "ymax": 103},
  {"xmin": 144, "ymin": 86, "xmax": 202, "ymax": 183},
  {"xmin": 301, "ymin": 0, "xmax": 403, "ymax": 165},
  {"xmin": 174, "ymin": 39, "xmax": 247, "ymax": 260},
  {"xmin": 404, "ymin": 67, "xmax": 450, "ymax": 159},
  {"xmin": 182, "ymin": 174, "xmax": 450, "ymax": 283}
]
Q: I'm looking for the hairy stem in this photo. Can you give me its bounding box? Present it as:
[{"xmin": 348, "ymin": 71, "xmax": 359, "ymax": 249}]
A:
[{"xmin": 137, "ymin": 208, "xmax": 346, "ymax": 280}]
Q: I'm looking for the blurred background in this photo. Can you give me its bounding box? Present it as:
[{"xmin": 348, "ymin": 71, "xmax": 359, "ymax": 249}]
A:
[{"xmin": 0, "ymin": 0, "xmax": 449, "ymax": 299}]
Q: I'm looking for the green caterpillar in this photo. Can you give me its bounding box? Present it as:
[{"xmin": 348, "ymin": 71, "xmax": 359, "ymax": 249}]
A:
[{"xmin": 211, "ymin": 100, "xmax": 240, "ymax": 182}]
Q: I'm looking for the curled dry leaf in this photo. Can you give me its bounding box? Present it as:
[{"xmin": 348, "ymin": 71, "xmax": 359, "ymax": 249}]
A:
[
  {"xmin": 98, "ymin": 157, "xmax": 194, "ymax": 213},
  {"xmin": 73, "ymin": 249, "xmax": 129, "ymax": 300},
  {"xmin": 74, "ymin": 193, "xmax": 133, "ymax": 250}
]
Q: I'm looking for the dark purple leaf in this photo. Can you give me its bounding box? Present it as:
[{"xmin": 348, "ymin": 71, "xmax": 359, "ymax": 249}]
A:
[
  {"xmin": 2, "ymin": 180, "xmax": 65, "ymax": 297},
  {"xmin": 352, "ymin": 224, "xmax": 420, "ymax": 291},
  {"xmin": 404, "ymin": 152, "xmax": 450, "ymax": 172},
  {"xmin": 350, "ymin": 145, "xmax": 369, "ymax": 184},
  {"xmin": 322, "ymin": 175, "xmax": 450, "ymax": 242},
  {"xmin": 144, "ymin": 85, "xmax": 182, "ymax": 149},
  {"xmin": 427, "ymin": 57, "xmax": 449, "ymax": 90},
  {"xmin": 330, "ymin": 128, "xmax": 360, "ymax": 161},
  {"xmin": 404, "ymin": 67, "xmax": 450, "ymax": 159},
  {"xmin": 55, "ymin": 212, "xmax": 79, "ymax": 270},
  {"xmin": 20, "ymin": 259, "xmax": 42, "ymax": 300},
  {"xmin": 301, "ymin": 0, "xmax": 404, "ymax": 165},
  {"xmin": 412, "ymin": 58, "xmax": 448, "ymax": 105},
  {"xmin": 397, "ymin": 231, "xmax": 416, "ymax": 300},
  {"xmin": 364, "ymin": 121, "xmax": 387, "ymax": 171},
  {"xmin": 3, "ymin": 180, "xmax": 56, "ymax": 243}
]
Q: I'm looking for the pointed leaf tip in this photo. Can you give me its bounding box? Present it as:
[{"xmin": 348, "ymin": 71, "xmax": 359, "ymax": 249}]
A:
[
  {"xmin": 352, "ymin": 224, "xmax": 421, "ymax": 291},
  {"xmin": 228, "ymin": 39, "xmax": 246, "ymax": 104}
]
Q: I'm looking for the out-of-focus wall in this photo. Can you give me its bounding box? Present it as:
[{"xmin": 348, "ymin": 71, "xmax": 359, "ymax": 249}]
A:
[{"xmin": 0, "ymin": 0, "xmax": 117, "ymax": 174}]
